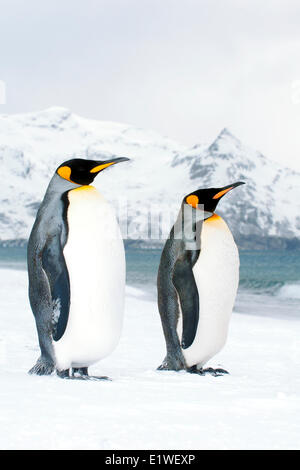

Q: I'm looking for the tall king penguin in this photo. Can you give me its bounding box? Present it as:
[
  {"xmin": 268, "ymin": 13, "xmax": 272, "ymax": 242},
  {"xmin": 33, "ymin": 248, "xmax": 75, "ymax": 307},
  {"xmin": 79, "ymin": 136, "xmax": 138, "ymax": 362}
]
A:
[
  {"xmin": 157, "ymin": 182, "xmax": 245, "ymax": 376},
  {"xmin": 28, "ymin": 157, "xmax": 129, "ymax": 379}
]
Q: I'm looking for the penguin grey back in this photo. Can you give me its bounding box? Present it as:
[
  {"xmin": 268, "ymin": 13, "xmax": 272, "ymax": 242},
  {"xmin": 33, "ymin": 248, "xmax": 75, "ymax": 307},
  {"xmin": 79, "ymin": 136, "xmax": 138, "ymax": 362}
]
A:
[{"xmin": 27, "ymin": 174, "xmax": 77, "ymax": 373}]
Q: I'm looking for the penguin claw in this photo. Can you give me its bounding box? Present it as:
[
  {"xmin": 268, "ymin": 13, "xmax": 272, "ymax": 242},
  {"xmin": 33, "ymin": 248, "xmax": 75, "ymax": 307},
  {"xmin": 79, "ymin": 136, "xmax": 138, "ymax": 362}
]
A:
[
  {"xmin": 210, "ymin": 367, "xmax": 229, "ymax": 375},
  {"xmin": 157, "ymin": 363, "xmax": 170, "ymax": 371},
  {"xmin": 70, "ymin": 375, "xmax": 111, "ymax": 381},
  {"xmin": 203, "ymin": 367, "xmax": 229, "ymax": 377},
  {"xmin": 71, "ymin": 367, "xmax": 111, "ymax": 381},
  {"xmin": 187, "ymin": 366, "xmax": 229, "ymax": 376},
  {"xmin": 86, "ymin": 376, "xmax": 111, "ymax": 381}
]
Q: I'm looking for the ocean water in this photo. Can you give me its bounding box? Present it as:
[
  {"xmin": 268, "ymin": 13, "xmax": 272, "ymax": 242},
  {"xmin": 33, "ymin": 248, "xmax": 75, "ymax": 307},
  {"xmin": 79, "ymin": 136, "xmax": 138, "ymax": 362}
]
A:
[
  {"xmin": 1, "ymin": 246, "xmax": 299, "ymax": 319},
  {"xmin": 126, "ymin": 248, "xmax": 300, "ymax": 319}
]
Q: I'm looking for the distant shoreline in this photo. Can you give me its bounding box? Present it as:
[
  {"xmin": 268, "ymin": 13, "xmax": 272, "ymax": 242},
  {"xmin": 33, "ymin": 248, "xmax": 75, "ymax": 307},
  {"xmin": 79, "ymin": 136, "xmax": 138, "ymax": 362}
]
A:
[{"xmin": 1, "ymin": 236, "xmax": 300, "ymax": 251}]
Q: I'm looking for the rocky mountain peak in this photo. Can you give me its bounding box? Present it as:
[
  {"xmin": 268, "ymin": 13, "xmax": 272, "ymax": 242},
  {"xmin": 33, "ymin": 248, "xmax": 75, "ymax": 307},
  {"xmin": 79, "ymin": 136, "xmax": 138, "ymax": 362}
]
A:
[{"xmin": 208, "ymin": 127, "xmax": 242, "ymax": 157}]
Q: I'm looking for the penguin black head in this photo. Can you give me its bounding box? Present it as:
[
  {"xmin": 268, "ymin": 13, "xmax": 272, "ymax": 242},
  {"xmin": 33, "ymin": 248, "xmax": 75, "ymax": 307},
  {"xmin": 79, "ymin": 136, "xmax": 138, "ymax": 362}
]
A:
[
  {"xmin": 184, "ymin": 182, "xmax": 245, "ymax": 213},
  {"xmin": 56, "ymin": 157, "xmax": 130, "ymax": 186}
]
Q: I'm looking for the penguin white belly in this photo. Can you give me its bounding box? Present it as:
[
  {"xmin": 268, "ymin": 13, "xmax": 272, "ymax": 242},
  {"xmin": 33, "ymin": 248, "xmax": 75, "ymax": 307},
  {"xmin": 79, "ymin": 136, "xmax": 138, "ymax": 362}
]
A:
[
  {"xmin": 54, "ymin": 186, "xmax": 125, "ymax": 371},
  {"xmin": 180, "ymin": 214, "xmax": 239, "ymax": 368}
]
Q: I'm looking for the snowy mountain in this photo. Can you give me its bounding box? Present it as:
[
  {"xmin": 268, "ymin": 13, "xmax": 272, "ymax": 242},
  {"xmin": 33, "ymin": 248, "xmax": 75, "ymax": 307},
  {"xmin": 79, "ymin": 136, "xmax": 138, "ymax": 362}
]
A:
[
  {"xmin": 174, "ymin": 128, "xmax": 300, "ymax": 248},
  {"xmin": 1, "ymin": 107, "xmax": 300, "ymax": 248}
]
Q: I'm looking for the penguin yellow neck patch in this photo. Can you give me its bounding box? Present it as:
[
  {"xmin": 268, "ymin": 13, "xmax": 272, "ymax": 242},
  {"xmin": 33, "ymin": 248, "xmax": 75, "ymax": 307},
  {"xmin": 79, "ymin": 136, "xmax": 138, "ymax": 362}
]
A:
[
  {"xmin": 205, "ymin": 213, "xmax": 221, "ymax": 223},
  {"xmin": 186, "ymin": 195, "xmax": 199, "ymax": 209},
  {"xmin": 90, "ymin": 162, "xmax": 116, "ymax": 173},
  {"xmin": 72, "ymin": 185, "xmax": 96, "ymax": 192},
  {"xmin": 57, "ymin": 166, "xmax": 73, "ymax": 183}
]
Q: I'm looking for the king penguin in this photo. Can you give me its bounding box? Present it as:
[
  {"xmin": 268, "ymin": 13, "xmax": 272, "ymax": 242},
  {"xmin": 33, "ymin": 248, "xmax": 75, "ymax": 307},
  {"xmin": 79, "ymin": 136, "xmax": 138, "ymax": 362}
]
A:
[
  {"xmin": 157, "ymin": 182, "xmax": 245, "ymax": 376},
  {"xmin": 27, "ymin": 157, "xmax": 129, "ymax": 379}
]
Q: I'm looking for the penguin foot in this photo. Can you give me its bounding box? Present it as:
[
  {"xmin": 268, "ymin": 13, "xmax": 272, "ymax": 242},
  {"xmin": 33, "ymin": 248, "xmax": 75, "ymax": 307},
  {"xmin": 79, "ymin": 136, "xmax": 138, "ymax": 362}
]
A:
[
  {"xmin": 56, "ymin": 369, "xmax": 70, "ymax": 379},
  {"xmin": 187, "ymin": 365, "xmax": 205, "ymax": 375},
  {"xmin": 29, "ymin": 357, "xmax": 54, "ymax": 376},
  {"xmin": 71, "ymin": 368, "xmax": 111, "ymax": 381},
  {"xmin": 56, "ymin": 367, "xmax": 111, "ymax": 381},
  {"xmin": 204, "ymin": 367, "xmax": 229, "ymax": 376},
  {"xmin": 187, "ymin": 366, "xmax": 229, "ymax": 377},
  {"xmin": 157, "ymin": 355, "xmax": 186, "ymax": 371},
  {"xmin": 85, "ymin": 376, "xmax": 111, "ymax": 381}
]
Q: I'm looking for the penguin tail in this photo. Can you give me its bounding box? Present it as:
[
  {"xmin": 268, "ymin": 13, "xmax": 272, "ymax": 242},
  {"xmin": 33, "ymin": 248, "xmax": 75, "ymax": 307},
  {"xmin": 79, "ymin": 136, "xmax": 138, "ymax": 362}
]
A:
[{"xmin": 28, "ymin": 356, "xmax": 55, "ymax": 376}]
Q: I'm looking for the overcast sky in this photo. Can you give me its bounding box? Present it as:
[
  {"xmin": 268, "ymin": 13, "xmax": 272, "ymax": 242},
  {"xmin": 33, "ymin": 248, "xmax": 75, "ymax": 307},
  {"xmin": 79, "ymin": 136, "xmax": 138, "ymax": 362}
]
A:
[{"xmin": 0, "ymin": 0, "xmax": 300, "ymax": 170}]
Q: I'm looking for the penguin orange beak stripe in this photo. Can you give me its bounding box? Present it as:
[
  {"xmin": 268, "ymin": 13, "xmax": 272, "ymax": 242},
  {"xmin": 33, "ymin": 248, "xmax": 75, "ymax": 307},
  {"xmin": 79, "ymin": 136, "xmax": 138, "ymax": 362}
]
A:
[
  {"xmin": 212, "ymin": 187, "xmax": 234, "ymax": 200},
  {"xmin": 90, "ymin": 162, "xmax": 116, "ymax": 173}
]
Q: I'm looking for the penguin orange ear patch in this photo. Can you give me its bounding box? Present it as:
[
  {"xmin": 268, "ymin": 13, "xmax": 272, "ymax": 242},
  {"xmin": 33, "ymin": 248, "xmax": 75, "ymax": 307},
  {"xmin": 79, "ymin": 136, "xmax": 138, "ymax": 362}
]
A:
[
  {"xmin": 186, "ymin": 195, "xmax": 199, "ymax": 209},
  {"xmin": 213, "ymin": 187, "xmax": 233, "ymax": 200},
  {"xmin": 57, "ymin": 166, "xmax": 72, "ymax": 182}
]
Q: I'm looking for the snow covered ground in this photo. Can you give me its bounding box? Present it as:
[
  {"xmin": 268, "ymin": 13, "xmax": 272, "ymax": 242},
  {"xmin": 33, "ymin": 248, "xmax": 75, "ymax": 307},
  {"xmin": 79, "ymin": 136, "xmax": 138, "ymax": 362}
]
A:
[{"xmin": 0, "ymin": 267, "xmax": 299, "ymax": 450}]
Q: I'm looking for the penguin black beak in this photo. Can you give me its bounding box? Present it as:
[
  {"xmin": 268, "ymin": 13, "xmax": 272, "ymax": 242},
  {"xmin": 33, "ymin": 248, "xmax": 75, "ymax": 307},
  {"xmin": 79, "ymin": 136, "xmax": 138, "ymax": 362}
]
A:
[
  {"xmin": 90, "ymin": 157, "xmax": 130, "ymax": 174},
  {"xmin": 212, "ymin": 181, "xmax": 245, "ymax": 200}
]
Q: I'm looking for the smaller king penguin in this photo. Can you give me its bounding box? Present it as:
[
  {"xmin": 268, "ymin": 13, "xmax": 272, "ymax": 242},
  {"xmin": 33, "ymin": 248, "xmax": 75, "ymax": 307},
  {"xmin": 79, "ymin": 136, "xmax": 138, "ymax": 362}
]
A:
[
  {"xmin": 28, "ymin": 157, "xmax": 129, "ymax": 379},
  {"xmin": 157, "ymin": 182, "xmax": 245, "ymax": 376}
]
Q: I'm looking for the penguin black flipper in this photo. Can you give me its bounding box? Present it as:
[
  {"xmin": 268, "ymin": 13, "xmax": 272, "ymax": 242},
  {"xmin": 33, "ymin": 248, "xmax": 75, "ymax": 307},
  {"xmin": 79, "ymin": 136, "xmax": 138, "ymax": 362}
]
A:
[
  {"xmin": 173, "ymin": 251, "xmax": 200, "ymax": 350},
  {"xmin": 41, "ymin": 233, "xmax": 70, "ymax": 342},
  {"xmin": 157, "ymin": 237, "xmax": 187, "ymax": 371},
  {"xmin": 27, "ymin": 189, "xmax": 70, "ymax": 375}
]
